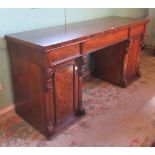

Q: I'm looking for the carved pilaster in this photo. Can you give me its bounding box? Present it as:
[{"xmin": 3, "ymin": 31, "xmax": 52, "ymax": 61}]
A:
[
  {"xmin": 121, "ymin": 39, "xmax": 132, "ymax": 88},
  {"xmin": 44, "ymin": 67, "xmax": 55, "ymax": 136},
  {"xmin": 75, "ymin": 56, "xmax": 87, "ymax": 116},
  {"xmin": 76, "ymin": 55, "xmax": 88, "ymax": 76},
  {"xmin": 140, "ymin": 40, "xmax": 145, "ymax": 51},
  {"xmin": 136, "ymin": 37, "xmax": 144, "ymax": 77},
  {"xmin": 76, "ymin": 103, "xmax": 85, "ymax": 116},
  {"xmin": 126, "ymin": 38, "xmax": 132, "ymax": 54},
  {"xmin": 45, "ymin": 67, "xmax": 53, "ymax": 92},
  {"xmin": 47, "ymin": 120, "xmax": 54, "ymax": 137},
  {"xmin": 140, "ymin": 32, "xmax": 145, "ymax": 51}
]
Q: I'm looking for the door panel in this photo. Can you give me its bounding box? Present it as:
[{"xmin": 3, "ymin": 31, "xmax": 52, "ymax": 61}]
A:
[{"xmin": 54, "ymin": 64, "xmax": 78, "ymax": 121}]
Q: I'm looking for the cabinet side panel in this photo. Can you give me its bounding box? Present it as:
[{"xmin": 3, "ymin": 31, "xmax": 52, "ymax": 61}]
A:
[
  {"xmin": 14, "ymin": 55, "xmax": 47, "ymax": 135},
  {"xmin": 7, "ymin": 41, "xmax": 47, "ymax": 136}
]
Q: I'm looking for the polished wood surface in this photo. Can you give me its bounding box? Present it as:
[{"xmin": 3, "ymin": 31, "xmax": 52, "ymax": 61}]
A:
[
  {"xmin": 5, "ymin": 16, "xmax": 149, "ymax": 138},
  {"xmin": 6, "ymin": 16, "xmax": 148, "ymax": 50}
]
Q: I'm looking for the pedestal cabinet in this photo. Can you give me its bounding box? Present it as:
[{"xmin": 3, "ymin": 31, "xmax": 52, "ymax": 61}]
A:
[
  {"xmin": 91, "ymin": 22, "xmax": 147, "ymax": 87},
  {"xmin": 6, "ymin": 40, "xmax": 86, "ymax": 138},
  {"xmin": 5, "ymin": 16, "xmax": 149, "ymax": 138}
]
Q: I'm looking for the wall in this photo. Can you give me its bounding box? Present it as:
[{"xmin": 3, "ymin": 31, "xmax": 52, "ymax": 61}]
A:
[
  {"xmin": 0, "ymin": 8, "xmax": 148, "ymax": 109},
  {"xmin": 0, "ymin": 8, "xmax": 65, "ymax": 108},
  {"xmin": 145, "ymin": 8, "xmax": 155, "ymax": 47},
  {"xmin": 110, "ymin": 8, "xmax": 148, "ymax": 18}
]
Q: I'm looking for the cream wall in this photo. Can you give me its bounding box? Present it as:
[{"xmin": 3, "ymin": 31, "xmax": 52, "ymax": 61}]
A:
[{"xmin": 145, "ymin": 8, "xmax": 155, "ymax": 47}]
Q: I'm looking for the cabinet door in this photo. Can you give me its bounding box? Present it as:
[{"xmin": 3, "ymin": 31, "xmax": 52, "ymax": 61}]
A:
[
  {"xmin": 126, "ymin": 36, "xmax": 141, "ymax": 81},
  {"xmin": 54, "ymin": 62, "xmax": 79, "ymax": 122}
]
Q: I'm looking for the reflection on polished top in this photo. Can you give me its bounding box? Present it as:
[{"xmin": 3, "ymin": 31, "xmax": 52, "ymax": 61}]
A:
[{"xmin": 5, "ymin": 16, "xmax": 149, "ymax": 50}]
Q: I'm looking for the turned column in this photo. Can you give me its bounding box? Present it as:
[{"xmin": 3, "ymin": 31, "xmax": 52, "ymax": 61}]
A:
[
  {"xmin": 136, "ymin": 34, "xmax": 145, "ymax": 77},
  {"xmin": 75, "ymin": 56, "xmax": 87, "ymax": 116},
  {"xmin": 121, "ymin": 39, "xmax": 131, "ymax": 88},
  {"xmin": 44, "ymin": 67, "xmax": 55, "ymax": 137}
]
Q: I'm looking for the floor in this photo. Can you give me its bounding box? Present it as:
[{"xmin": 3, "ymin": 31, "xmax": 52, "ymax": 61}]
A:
[{"xmin": 1, "ymin": 50, "xmax": 155, "ymax": 146}]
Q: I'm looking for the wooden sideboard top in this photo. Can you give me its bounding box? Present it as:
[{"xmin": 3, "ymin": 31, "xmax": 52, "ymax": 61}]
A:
[{"xmin": 5, "ymin": 16, "xmax": 149, "ymax": 50}]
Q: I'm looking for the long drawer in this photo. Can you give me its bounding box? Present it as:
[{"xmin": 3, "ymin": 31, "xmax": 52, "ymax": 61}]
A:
[
  {"xmin": 82, "ymin": 28, "xmax": 129, "ymax": 54},
  {"xmin": 47, "ymin": 44, "xmax": 80, "ymax": 64}
]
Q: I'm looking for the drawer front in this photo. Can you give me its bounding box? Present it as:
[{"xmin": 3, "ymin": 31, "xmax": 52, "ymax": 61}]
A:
[
  {"xmin": 82, "ymin": 29, "xmax": 128, "ymax": 54},
  {"xmin": 130, "ymin": 24, "xmax": 145, "ymax": 37},
  {"xmin": 47, "ymin": 44, "xmax": 80, "ymax": 64}
]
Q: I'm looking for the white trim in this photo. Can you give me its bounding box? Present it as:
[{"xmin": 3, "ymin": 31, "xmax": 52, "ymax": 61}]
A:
[
  {"xmin": 0, "ymin": 38, "xmax": 6, "ymax": 49},
  {"xmin": 0, "ymin": 104, "xmax": 15, "ymax": 116}
]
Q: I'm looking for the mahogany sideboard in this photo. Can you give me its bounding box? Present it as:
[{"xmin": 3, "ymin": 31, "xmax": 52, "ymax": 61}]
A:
[{"xmin": 5, "ymin": 16, "xmax": 149, "ymax": 138}]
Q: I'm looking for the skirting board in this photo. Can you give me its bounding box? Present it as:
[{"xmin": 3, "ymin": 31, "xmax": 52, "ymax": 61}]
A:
[
  {"xmin": 145, "ymin": 45, "xmax": 155, "ymax": 50},
  {"xmin": 0, "ymin": 104, "xmax": 15, "ymax": 116}
]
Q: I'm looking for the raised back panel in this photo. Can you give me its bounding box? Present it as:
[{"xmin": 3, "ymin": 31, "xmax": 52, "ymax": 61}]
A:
[{"xmin": 91, "ymin": 42, "xmax": 125, "ymax": 86}]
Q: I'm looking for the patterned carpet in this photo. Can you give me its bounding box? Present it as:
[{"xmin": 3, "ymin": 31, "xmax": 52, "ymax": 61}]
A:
[{"xmin": 1, "ymin": 50, "xmax": 155, "ymax": 146}]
